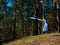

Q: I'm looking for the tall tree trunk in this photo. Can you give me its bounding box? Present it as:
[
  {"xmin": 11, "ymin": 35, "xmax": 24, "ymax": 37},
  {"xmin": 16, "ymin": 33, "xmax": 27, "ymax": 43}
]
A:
[
  {"xmin": 35, "ymin": 0, "xmax": 39, "ymax": 35},
  {"xmin": 41, "ymin": 0, "xmax": 44, "ymax": 34},
  {"xmin": 30, "ymin": 20, "xmax": 34, "ymax": 36},
  {"xmin": 13, "ymin": 15, "xmax": 16, "ymax": 40},
  {"xmin": 54, "ymin": 0, "xmax": 60, "ymax": 33}
]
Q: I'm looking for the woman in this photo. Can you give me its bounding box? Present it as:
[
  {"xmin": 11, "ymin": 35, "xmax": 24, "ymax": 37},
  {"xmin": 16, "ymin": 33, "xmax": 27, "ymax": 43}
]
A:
[
  {"xmin": 30, "ymin": 17, "xmax": 48, "ymax": 34},
  {"xmin": 37, "ymin": 18, "xmax": 48, "ymax": 34}
]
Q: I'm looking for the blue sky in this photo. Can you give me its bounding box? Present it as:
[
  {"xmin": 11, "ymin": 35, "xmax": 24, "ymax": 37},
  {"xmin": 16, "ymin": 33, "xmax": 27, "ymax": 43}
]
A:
[
  {"xmin": 1, "ymin": 0, "xmax": 13, "ymax": 14},
  {"xmin": 6, "ymin": 0, "xmax": 13, "ymax": 7}
]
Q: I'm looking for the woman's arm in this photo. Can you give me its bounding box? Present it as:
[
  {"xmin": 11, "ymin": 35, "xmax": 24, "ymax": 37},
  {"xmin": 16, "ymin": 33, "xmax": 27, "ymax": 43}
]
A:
[{"xmin": 37, "ymin": 19, "xmax": 44, "ymax": 21}]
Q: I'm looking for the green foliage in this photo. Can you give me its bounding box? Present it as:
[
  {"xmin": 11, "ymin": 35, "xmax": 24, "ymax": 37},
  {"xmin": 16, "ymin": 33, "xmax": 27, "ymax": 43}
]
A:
[{"xmin": 0, "ymin": 0, "xmax": 58, "ymax": 43}]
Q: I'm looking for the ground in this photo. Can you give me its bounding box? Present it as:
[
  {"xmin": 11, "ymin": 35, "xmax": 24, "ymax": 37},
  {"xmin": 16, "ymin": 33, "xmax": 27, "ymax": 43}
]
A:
[{"xmin": 3, "ymin": 33, "xmax": 60, "ymax": 45}]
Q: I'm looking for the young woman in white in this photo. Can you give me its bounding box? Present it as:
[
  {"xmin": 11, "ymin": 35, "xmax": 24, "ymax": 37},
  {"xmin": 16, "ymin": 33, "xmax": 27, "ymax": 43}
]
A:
[{"xmin": 30, "ymin": 17, "xmax": 48, "ymax": 34}]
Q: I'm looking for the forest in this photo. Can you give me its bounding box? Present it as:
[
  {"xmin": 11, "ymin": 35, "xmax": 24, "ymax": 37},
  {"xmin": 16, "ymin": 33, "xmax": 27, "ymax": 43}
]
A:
[{"xmin": 0, "ymin": 0, "xmax": 60, "ymax": 44}]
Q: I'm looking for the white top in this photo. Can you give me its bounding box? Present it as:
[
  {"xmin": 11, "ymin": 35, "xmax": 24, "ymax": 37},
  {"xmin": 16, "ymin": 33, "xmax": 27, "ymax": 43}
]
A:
[
  {"xmin": 37, "ymin": 19, "xmax": 48, "ymax": 32},
  {"xmin": 37, "ymin": 18, "xmax": 46, "ymax": 23}
]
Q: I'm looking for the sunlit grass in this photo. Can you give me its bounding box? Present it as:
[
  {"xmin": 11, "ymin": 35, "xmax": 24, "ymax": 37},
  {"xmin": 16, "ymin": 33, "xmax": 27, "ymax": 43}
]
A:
[{"xmin": 3, "ymin": 33, "xmax": 60, "ymax": 45}]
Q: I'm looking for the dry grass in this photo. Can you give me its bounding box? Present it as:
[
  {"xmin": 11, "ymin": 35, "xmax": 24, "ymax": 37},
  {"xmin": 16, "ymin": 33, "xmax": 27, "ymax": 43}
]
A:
[{"xmin": 3, "ymin": 33, "xmax": 60, "ymax": 45}]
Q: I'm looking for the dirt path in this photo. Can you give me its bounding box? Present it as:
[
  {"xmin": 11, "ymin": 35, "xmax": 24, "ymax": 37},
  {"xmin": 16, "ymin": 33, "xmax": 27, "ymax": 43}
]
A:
[
  {"xmin": 22, "ymin": 34, "xmax": 60, "ymax": 45},
  {"xmin": 3, "ymin": 33, "xmax": 60, "ymax": 45},
  {"xmin": 37, "ymin": 35, "xmax": 60, "ymax": 45}
]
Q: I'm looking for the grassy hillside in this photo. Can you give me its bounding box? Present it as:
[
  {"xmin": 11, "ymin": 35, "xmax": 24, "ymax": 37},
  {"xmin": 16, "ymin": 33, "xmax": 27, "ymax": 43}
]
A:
[{"xmin": 3, "ymin": 33, "xmax": 60, "ymax": 45}]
